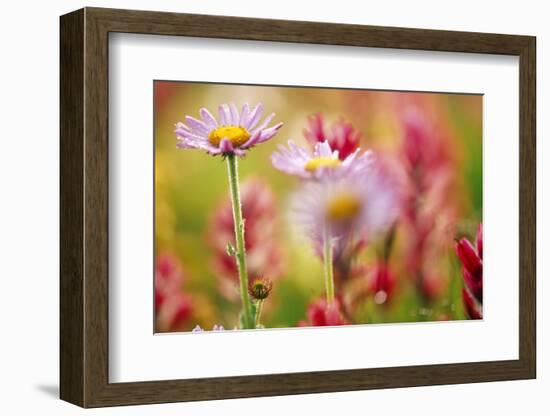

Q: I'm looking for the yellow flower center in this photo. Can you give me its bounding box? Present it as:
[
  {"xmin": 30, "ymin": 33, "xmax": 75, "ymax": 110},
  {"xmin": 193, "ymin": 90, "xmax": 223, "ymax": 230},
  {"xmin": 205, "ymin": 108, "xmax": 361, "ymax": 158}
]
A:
[
  {"xmin": 327, "ymin": 193, "xmax": 361, "ymax": 222},
  {"xmin": 208, "ymin": 125, "xmax": 251, "ymax": 147},
  {"xmin": 304, "ymin": 157, "xmax": 342, "ymax": 172}
]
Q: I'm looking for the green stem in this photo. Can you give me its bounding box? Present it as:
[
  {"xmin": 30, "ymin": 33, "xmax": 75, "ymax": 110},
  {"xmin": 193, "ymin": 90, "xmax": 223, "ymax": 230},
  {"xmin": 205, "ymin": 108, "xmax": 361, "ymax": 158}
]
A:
[
  {"xmin": 323, "ymin": 222, "xmax": 335, "ymax": 305},
  {"xmin": 226, "ymin": 154, "xmax": 254, "ymax": 329},
  {"xmin": 255, "ymin": 300, "xmax": 264, "ymax": 328}
]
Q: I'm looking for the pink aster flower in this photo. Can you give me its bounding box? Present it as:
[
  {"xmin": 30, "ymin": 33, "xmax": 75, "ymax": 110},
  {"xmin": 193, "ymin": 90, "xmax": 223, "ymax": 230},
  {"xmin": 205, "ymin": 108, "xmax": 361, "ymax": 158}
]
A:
[
  {"xmin": 303, "ymin": 113, "xmax": 361, "ymax": 160},
  {"xmin": 175, "ymin": 102, "xmax": 283, "ymax": 156},
  {"xmin": 289, "ymin": 161, "xmax": 397, "ymax": 308},
  {"xmin": 271, "ymin": 140, "xmax": 372, "ymax": 180},
  {"xmin": 455, "ymin": 224, "xmax": 483, "ymax": 319},
  {"xmin": 291, "ymin": 160, "xmax": 399, "ymax": 259},
  {"xmin": 192, "ymin": 324, "xmax": 225, "ymax": 332}
]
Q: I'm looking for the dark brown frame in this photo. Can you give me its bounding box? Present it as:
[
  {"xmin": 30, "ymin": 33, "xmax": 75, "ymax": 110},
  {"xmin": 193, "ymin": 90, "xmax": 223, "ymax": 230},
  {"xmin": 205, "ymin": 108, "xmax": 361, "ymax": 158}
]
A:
[{"xmin": 60, "ymin": 7, "xmax": 536, "ymax": 408}]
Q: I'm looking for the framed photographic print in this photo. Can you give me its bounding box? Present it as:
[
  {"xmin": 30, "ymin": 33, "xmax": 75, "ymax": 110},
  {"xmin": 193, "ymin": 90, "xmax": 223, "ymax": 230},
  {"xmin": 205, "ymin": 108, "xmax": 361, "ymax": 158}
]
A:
[{"xmin": 60, "ymin": 7, "xmax": 536, "ymax": 408}]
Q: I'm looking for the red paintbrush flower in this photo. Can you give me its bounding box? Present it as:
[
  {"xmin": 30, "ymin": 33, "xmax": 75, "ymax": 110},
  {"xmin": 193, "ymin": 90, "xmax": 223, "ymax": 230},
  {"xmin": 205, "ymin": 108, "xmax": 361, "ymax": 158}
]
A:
[
  {"xmin": 156, "ymin": 292, "xmax": 193, "ymax": 332},
  {"xmin": 399, "ymin": 108, "xmax": 456, "ymax": 302},
  {"xmin": 455, "ymin": 224, "xmax": 483, "ymax": 318},
  {"xmin": 455, "ymin": 238, "xmax": 482, "ymax": 281},
  {"xmin": 155, "ymin": 252, "xmax": 193, "ymax": 331},
  {"xmin": 368, "ymin": 263, "xmax": 396, "ymax": 305},
  {"xmin": 155, "ymin": 252, "xmax": 184, "ymax": 309},
  {"xmin": 299, "ymin": 298, "xmax": 347, "ymax": 327},
  {"xmin": 462, "ymin": 288, "xmax": 482, "ymax": 320},
  {"xmin": 208, "ymin": 177, "xmax": 284, "ymax": 299},
  {"xmin": 303, "ymin": 113, "xmax": 361, "ymax": 160}
]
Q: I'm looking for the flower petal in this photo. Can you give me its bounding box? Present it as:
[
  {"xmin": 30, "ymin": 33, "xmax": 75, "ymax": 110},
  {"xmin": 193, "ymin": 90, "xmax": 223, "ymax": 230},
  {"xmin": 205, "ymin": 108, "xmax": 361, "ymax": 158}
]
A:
[
  {"xmin": 257, "ymin": 122, "xmax": 283, "ymax": 143},
  {"xmin": 455, "ymin": 238, "xmax": 482, "ymax": 276},
  {"xmin": 219, "ymin": 138, "xmax": 234, "ymax": 154},
  {"xmin": 463, "ymin": 268, "xmax": 483, "ymax": 302},
  {"xmin": 229, "ymin": 103, "xmax": 240, "ymax": 126},
  {"xmin": 175, "ymin": 128, "xmax": 208, "ymax": 143},
  {"xmin": 176, "ymin": 137, "xmax": 219, "ymax": 154},
  {"xmin": 175, "ymin": 122, "xmax": 190, "ymax": 132},
  {"xmin": 242, "ymin": 130, "xmax": 262, "ymax": 148},
  {"xmin": 185, "ymin": 116, "xmax": 210, "ymax": 135},
  {"xmin": 240, "ymin": 103, "xmax": 250, "ymax": 126},
  {"xmin": 341, "ymin": 148, "xmax": 359, "ymax": 166},
  {"xmin": 476, "ymin": 224, "xmax": 483, "ymax": 259},
  {"xmin": 218, "ymin": 104, "xmax": 230, "ymax": 126},
  {"xmin": 271, "ymin": 142, "xmax": 311, "ymax": 178},
  {"xmin": 250, "ymin": 112, "xmax": 276, "ymax": 135},
  {"xmin": 316, "ymin": 141, "xmax": 333, "ymax": 158},
  {"xmin": 463, "ymin": 288, "xmax": 482, "ymax": 319},
  {"xmin": 199, "ymin": 108, "xmax": 218, "ymax": 130},
  {"xmin": 245, "ymin": 103, "xmax": 264, "ymax": 130},
  {"xmin": 288, "ymin": 140, "xmax": 311, "ymax": 161}
]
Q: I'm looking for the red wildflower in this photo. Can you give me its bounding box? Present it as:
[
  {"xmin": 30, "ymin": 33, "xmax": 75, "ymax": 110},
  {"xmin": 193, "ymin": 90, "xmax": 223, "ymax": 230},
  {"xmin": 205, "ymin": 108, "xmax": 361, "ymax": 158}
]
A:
[
  {"xmin": 462, "ymin": 288, "xmax": 482, "ymax": 320},
  {"xmin": 155, "ymin": 252, "xmax": 184, "ymax": 308},
  {"xmin": 399, "ymin": 108, "xmax": 456, "ymax": 302},
  {"xmin": 155, "ymin": 252, "xmax": 193, "ymax": 331},
  {"xmin": 156, "ymin": 292, "xmax": 193, "ymax": 332},
  {"xmin": 455, "ymin": 224, "xmax": 483, "ymax": 318},
  {"xmin": 208, "ymin": 178, "xmax": 284, "ymax": 299},
  {"xmin": 299, "ymin": 298, "xmax": 346, "ymax": 327},
  {"xmin": 475, "ymin": 224, "xmax": 483, "ymax": 260},
  {"xmin": 455, "ymin": 238, "xmax": 482, "ymax": 280},
  {"xmin": 303, "ymin": 113, "xmax": 361, "ymax": 160},
  {"xmin": 368, "ymin": 263, "xmax": 396, "ymax": 305}
]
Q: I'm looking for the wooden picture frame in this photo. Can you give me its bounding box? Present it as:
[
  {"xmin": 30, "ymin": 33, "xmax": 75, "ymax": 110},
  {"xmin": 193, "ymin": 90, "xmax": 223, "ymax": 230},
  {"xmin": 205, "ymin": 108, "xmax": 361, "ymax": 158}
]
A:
[{"xmin": 60, "ymin": 7, "xmax": 536, "ymax": 408}]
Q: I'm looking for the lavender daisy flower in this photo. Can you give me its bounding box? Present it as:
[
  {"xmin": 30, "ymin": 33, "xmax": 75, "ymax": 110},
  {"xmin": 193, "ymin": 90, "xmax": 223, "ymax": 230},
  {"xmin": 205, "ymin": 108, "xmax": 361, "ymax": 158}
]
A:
[
  {"xmin": 175, "ymin": 102, "xmax": 283, "ymax": 157},
  {"xmin": 290, "ymin": 163, "xmax": 398, "ymax": 306},
  {"xmin": 192, "ymin": 325, "xmax": 204, "ymax": 332},
  {"xmin": 271, "ymin": 140, "xmax": 372, "ymax": 180},
  {"xmin": 291, "ymin": 160, "xmax": 399, "ymax": 260},
  {"xmin": 192, "ymin": 324, "xmax": 225, "ymax": 332},
  {"xmin": 175, "ymin": 103, "xmax": 284, "ymax": 330}
]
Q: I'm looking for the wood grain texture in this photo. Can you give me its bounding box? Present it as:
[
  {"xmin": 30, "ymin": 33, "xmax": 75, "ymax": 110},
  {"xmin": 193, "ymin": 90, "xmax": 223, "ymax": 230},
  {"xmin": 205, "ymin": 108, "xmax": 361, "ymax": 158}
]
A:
[
  {"xmin": 518, "ymin": 38, "xmax": 537, "ymax": 376},
  {"xmin": 59, "ymin": 8, "xmax": 84, "ymax": 407},
  {"xmin": 59, "ymin": 7, "xmax": 537, "ymax": 408},
  {"xmin": 83, "ymin": 9, "xmax": 110, "ymax": 406}
]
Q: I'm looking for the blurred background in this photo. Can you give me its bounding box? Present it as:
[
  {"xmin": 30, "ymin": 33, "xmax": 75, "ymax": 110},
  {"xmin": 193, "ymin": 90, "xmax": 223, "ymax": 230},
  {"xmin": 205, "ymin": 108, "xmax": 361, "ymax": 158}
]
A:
[{"xmin": 154, "ymin": 81, "xmax": 482, "ymax": 332}]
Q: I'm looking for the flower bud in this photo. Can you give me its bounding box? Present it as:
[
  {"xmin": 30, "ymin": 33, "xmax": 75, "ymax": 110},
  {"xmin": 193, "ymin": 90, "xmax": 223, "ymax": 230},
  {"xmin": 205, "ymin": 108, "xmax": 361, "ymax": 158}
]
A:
[{"xmin": 248, "ymin": 277, "xmax": 273, "ymax": 301}]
